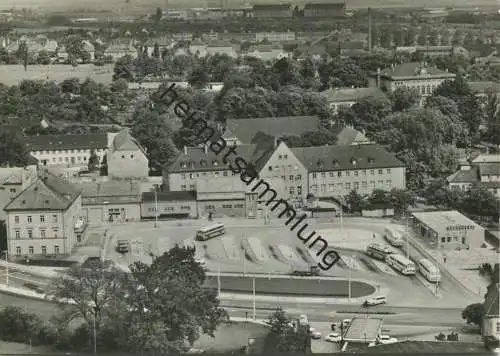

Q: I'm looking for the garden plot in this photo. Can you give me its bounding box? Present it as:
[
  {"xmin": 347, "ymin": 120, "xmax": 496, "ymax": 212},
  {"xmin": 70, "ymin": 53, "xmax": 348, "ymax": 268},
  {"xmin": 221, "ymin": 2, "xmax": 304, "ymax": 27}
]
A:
[
  {"xmin": 246, "ymin": 237, "xmax": 270, "ymax": 261},
  {"xmin": 277, "ymin": 244, "xmax": 302, "ymax": 264}
]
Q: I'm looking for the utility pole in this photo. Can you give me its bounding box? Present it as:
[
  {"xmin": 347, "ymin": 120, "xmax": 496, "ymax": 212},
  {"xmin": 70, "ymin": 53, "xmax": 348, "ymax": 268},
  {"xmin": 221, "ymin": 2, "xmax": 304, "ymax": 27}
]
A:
[
  {"xmin": 252, "ymin": 277, "xmax": 256, "ymax": 321},
  {"xmin": 217, "ymin": 268, "xmax": 221, "ymax": 297},
  {"xmin": 154, "ymin": 185, "xmax": 158, "ymax": 228}
]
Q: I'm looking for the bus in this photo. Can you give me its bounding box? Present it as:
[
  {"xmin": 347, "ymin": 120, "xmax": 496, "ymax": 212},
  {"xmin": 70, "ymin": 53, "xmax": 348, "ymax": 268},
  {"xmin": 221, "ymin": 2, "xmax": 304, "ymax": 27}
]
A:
[
  {"xmin": 365, "ymin": 243, "xmax": 394, "ymax": 261},
  {"xmin": 195, "ymin": 223, "xmax": 226, "ymax": 241},
  {"xmin": 116, "ymin": 239, "xmax": 129, "ymax": 253},
  {"xmin": 385, "ymin": 253, "xmax": 416, "ymax": 275},
  {"xmin": 383, "ymin": 227, "xmax": 405, "ymax": 247},
  {"xmin": 417, "ymin": 258, "xmax": 441, "ymax": 283}
]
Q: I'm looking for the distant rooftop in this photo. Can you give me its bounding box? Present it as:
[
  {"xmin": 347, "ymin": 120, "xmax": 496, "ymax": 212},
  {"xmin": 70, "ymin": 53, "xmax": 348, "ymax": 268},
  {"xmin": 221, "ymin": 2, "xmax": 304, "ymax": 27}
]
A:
[{"xmin": 411, "ymin": 210, "xmax": 483, "ymax": 236}]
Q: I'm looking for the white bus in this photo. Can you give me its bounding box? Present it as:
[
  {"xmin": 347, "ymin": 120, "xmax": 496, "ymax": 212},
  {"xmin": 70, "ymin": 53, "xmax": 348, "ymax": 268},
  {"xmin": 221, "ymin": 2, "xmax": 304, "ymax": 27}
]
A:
[
  {"xmin": 383, "ymin": 227, "xmax": 404, "ymax": 247},
  {"xmin": 417, "ymin": 258, "xmax": 441, "ymax": 283},
  {"xmin": 195, "ymin": 223, "xmax": 225, "ymax": 241},
  {"xmin": 385, "ymin": 253, "xmax": 416, "ymax": 275},
  {"xmin": 365, "ymin": 243, "xmax": 394, "ymax": 261}
]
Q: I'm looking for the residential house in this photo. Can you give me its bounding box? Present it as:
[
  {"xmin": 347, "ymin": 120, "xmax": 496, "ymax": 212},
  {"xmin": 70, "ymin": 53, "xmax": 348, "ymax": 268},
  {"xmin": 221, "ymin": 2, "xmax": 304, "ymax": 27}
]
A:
[
  {"xmin": 335, "ymin": 126, "xmax": 372, "ymax": 146},
  {"xmin": 321, "ymin": 87, "xmax": 387, "ymax": 115},
  {"xmin": 447, "ymin": 154, "xmax": 500, "ymax": 198},
  {"xmin": 26, "ymin": 133, "xmax": 108, "ymax": 169},
  {"xmin": 296, "ymin": 44, "xmax": 328, "ymax": 61},
  {"xmin": 255, "ymin": 31, "xmax": 296, "ymax": 43},
  {"xmin": 74, "ymin": 181, "xmax": 142, "ymax": 224},
  {"xmin": 4, "ymin": 172, "xmax": 82, "ymax": 260},
  {"xmin": 370, "ymin": 62, "xmax": 456, "ymax": 102},
  {"xmin": 303, "ymin": 2, "xmax": 346, "ymax": 18},
  {"xmin": 196, "ymin": 177, "xmax": 250, "ymax": 218},
  {"xmin": 222, "ymin": 116, "xmax": 320, "ymax": 145},
  {"xmin": 144, "ymin": 37, "xmax": 173, "ymax": 56},
  {"xmin": 483, "ymin": 283, "xmax": 500, "ymax": 349},
  {"xmin": 339, "ymin": 41, "xmax": 367, "ymax": 56},
  {"xmin": 189, "ymin": 38, "xmax": 207, "ymax": 57},
  {"xmin": 292, "ymin": 143, "xmax": 406, "ymax": 198},
  {"xmin": 81, "ymin": 40, "xmax": 95, "ymax": 61},
  {"xmin": 172, "ymin": 33, "xmax": 193, "ymax": 42},
  {"xmin": 140, "ymin": 191, "xmax": 198, "ymax": 219},
  {"xmin": 244, "ymin": 44, "xmax": 288, "ymax": 61},
  {"xmin": 107, "ymin": 129, "xmax": 149, "ymax": 180},
  {"xmin": 395, "ymin": 45, "xmax": 469, "ymax": 58},
  {"xmin": 0, "ymin": 164, "xmax": 38, "ymax": 221},
  {"xmin": 252, "ymin": 4, "xmax": 293, "ymax": 18},
  {"xmin": 205, "ymin": 41, "xmax": 239, "ymax": 58},
  {"xmin": 104, "ymin": 41, "xmax": 138, "ymax": 61}
]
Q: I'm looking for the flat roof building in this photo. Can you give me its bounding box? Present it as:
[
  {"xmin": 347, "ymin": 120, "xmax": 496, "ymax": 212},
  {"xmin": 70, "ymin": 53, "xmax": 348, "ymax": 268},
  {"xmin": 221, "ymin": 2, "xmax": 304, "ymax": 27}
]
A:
[{"xmin": 411, "ymin": 210, "xmax": 485, "ymax": 250}]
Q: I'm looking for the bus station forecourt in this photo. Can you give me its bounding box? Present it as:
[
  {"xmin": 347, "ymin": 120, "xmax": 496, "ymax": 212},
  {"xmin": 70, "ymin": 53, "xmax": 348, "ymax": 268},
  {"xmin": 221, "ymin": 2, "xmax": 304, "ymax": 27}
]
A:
[{"xmin": 98, "ymin": 215, "xmax": 480, "ymax": 309}]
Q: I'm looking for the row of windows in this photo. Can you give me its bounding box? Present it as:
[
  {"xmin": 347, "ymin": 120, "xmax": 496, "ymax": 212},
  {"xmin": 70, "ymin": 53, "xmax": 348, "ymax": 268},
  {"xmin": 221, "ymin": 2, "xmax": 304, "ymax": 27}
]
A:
[
  {"xmin": 221, "ymin": 204, "xmax": 245, "ymax": 209},
  {"xmin": 393, "ymin": 82, "xmax": 439, "ymax": 96},
  {"xmin": 268, "ymin": 164, "xmax": 299, "ymax": 171},
  {"xmin": 14, "ymin": 215, "xmax": 58, "ymax": 224},
  {"xmin": 147, "ymin": 206, "xmax": 191, "ymax": 212},
  {"xmin": 312, "ymin": 169, "xmax": 391, "ymax": 179},
  {"xmin": 440, "ymin": 236, "xmax": 466, "ymax": 244},
  {"xmin": 45, "ymin": 156, "xmax": 88, "ymax": 163},
  {"xmin": 282, "ymin": 175, "xmax": 302, "ymax": 181},
  {"xmin": 288, "ymin": 186, "xmax": 303, "ymax": 195},
  {"xmin": 33, "ymin": 148, "xmax": 104, "ymax": 155},
  {"xmin": 14, "ymin": 228, "xmax": 59, "ymax": 239},
  {"xmin": 14, "ymin": 245, "xmax": 60, "ymax": 256},
  {"xmin": 181, "ymin": 170, "xmax": 237, "ymax": 179},
  {"xmin": 311, "ymin": 180, "xmax": 392, "ymax": 192}
]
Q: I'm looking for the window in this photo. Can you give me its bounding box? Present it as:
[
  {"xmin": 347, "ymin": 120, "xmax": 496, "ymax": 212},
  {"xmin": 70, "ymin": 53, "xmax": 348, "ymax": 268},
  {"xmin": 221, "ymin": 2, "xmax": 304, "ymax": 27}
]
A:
[
  {"xmin": 296, "ymin": 175, "xmax": 301, "ymax": 180},
  {"xmin": 189, "ymin": 184, "xmax": 195, "ymax": 190},
  {"xmin": 378, "ymin": 169, "xmax": 383, "ymax": 174},
  {"xmin": 346, "ymin": 171, "xmax": 350, "ymax": 176},
  {"xmin": 223, "ymin": 171, "xmax": 228, "ymax": 176},
  {"xmin": 10, "ymin": 188, "xmax": 16, "ymax": 193},
  {"xmin": 52, "ymin": 215, "xmax": 57, "ymax": 223},
  {"xmin": 268, "ymin": 166, "xmax": 272, "ymax": 171},
  {"xmin": 27, "ymin": 216, "xmax": 32, "ymax": 223},
  {"xmin": 181, "ymin": 185, "xmax": 187, "ymax": 191},
  {"xmin": 15, "ymin": 230, "xmax": 20, "ymax": 239},
  {"xmin": 370, "ymin": 170, "xmax": 375, "ymax": 175},
  {"xmin": 321, "ymin": 172, "xmax": 326, "ymax": 178},
  {"xmin": 28, "ymin": 246, "xmax": 34, "ymax": 255},
  {"xmin": 281, "ymin": 176, "xmax": 286, "ymax": 180},
  {"xmin": 354, "ymin": 171, "xmax": 358, "ymax": 176},
  {"xmin": 283, "ymin": 154, "xmax": 288, "ymax": 159},
  {"xmin": 311, "ymin": 185, "xmax": 318, "ymax": 193},
  {"xmin": 53, "ymin": 228, "xmax": 58, "ymax": 238},
  {"xmin": 16, "ymin": 246, "xmax": 21, "ymax": 256},
  {"xmin": 40, "ymin": 215, "xmax": 45, "ymax": 223},
  {"xmin": 329, "ymin": 172, "xmax": 334, "ymax": 177},
  {"xmin": 40, "ymin": 229, "xmax": 46, "ymax": 238},
  {"xmin": 14, "ymin": 216, "xmax": 19, "ymax": 224},
  {"xmin": 370, "ymin": 181, "xmax": 376, "ymax": 188},
  {"xmin": 297, "ymin": 186, "xmax": 302, "ymax": 195},
  {"xmin": 41, "ymin": 246, "xmax": 47, "ymax": 255},
  {"xmin": 361, "ymin": 181, "xmax": 367, "ymax": 189},
  {"xmin": 387, "ymin": 168, "xmax": 391, "ymax": 174},
  {"xmin": 27, "ymin": 229, "xmax": 33, "ymax": 239},
  {"xmin": 353, "ymin": 182, "xmax": 359, "ymax": 190},
  {"xmin": 441, "ymin": 237, "xmax": 446, "ymax": 243},
  {"xmin": 378, "ymin": 180, "xmax": 384, "ymax": 186},
  {"xmin": 329, "ymin": 184, "xmax": 335, "ymax": 192},
  {"xmin": 321, "ymin": 184, "xmax": 326, "ymax": 192},
  {"xmin": 181, "ymin": 206, "xmax": 191, "ymax": 210},
  {"xmin": 289, "ymin": 187, "xmax": 295, "ymax": 195},
  {"xmin": 362, "ymin": 170, "xmax": 367, "ymax": 175},
  {"xmin": 181, "ymin": 173, "xmax": 186, "ymax": 179},
  {"xmin": 386, "ymin": 180, "xmax": 392, "ymax": 186},
  {"xmin": 345, "ymin": 183, "xmax": 351, "ymax": 190},
  {"xmin": 289, "ymin": 175, "xmax": 294, "ymax": 180},
  {"xmin": 312, "ymin": 173, "xmax": 317, "ymax": 179},
  {"xmin": 337, "ymin": 172, "xmax": 342, "ymax": 177},
  {"xmin": 496, "ymin": 322, "xmax": 500, "ymax": 333}
]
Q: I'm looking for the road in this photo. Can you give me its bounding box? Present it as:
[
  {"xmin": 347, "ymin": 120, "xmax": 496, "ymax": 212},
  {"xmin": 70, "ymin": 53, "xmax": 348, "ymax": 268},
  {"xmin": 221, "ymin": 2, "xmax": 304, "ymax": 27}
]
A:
[
  {"xmin": 0, "ymin": 266, "xmax": 52, "ymax": 292},
  {"xmin": 0, "ymin": 288, "xmax": 465, "ymax": 329}
]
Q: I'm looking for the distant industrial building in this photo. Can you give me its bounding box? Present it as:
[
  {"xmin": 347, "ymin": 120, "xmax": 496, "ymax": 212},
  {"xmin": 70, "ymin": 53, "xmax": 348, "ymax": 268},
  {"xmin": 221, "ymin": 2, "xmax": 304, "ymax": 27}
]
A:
[{"xmin": 303, "ymin": 2, "xmax": 346, "ymax": 18}]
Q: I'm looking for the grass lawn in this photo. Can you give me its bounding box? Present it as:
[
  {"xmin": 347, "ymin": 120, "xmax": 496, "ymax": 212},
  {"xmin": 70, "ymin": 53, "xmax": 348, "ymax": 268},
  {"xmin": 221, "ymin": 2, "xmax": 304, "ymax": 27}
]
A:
[
  {"xmin": 192, "ymin": 321, "xmax": 269, "ymax": 353},
  {"xmin": 0, "ymin": 340, "xmax": 51, "ymax": 354}
]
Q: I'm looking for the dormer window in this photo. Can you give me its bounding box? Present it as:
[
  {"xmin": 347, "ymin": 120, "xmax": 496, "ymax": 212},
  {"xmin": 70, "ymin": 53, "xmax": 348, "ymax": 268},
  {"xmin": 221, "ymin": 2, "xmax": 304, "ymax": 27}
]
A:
[
  {"xmin": 212, "ymin": 160, "xmax": 218, "ymax": 166},
  {"xmin": 200, "ymin": 160, "xmax": 207, "ymax": 167},
  {"xmin": 317, "ymin": 159, "xmax": 324, "ymax": 168},
  {"xmin": 368, "ymin": 157, "xmax": 375, "ymax": 164},
  {"xmin": 332, "ymin": 159, "xmax": 339, "ymax": 167},
  {"xmin": 350, "ymin": 157, "xmax": 357, "ymax": 166},
  {"xmin": 180, "ymin": 161, "xmax": 187, "ymax": 168}
]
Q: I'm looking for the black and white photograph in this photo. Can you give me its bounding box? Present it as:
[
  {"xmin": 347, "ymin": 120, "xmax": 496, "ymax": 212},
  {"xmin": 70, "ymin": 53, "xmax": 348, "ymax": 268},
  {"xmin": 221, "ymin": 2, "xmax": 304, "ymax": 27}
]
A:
[{"xmin": 0, "ymin": 0, "xmax": 498, "ymax": 354}]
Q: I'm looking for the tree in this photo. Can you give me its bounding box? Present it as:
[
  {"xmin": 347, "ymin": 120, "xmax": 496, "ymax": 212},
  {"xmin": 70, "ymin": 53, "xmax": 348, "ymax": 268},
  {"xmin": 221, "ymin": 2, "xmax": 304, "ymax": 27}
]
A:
[
  {"xmin": 99, "ymin": 154, "xmax": 108, "ymax": 176},
  {"xmin": 113, "ymin": 55, "xmax": 135, "ymax": 81},
  {"xmin": 265, "ymin": 308, "xmax": 310, "ymax": 353},
  {"xmin": 389, "ymin": 188, "xmax": 416, "ymax": 217},
  {"xmin": 114, "ymin": 245, "xmax": 228, "ymax": 353},
  {"xmin": 345, "ymin": 189, "xmax": 362, "ymax": 213},
  {"xmin": 0, "ymin": 126, "xmax": 30, "ymax": 167},
  {"xmin": 391, "ymin": 86, "xmax": 421, "ymax": 112},
  {"xmin": 337, "ymin": 95, "xmax": 392, "ymax": 133},
  {"xmin": 154, "ymin": 7, "xmax": 163, "ymax": 22},
  {"xmin": 37, "ymin": 50, "xmax": 51, "ymax": 65},
  {"xmin": 483, "ymin": 91, "xmax": 500, "ymax": 145},
  {"xmin": 87, "ymin": 149, "xmax": 99, "ymax": 172},
  {"xmin": 188, "ymin": 65, "xmax": 210, "ymax": 89},
  {"xmin": 152, "ymin": 43, "xmax": 160, "ymax": 58},
  {"xmin": 461, "ymin": 303, "xmax": 485, "ymax": 327}
]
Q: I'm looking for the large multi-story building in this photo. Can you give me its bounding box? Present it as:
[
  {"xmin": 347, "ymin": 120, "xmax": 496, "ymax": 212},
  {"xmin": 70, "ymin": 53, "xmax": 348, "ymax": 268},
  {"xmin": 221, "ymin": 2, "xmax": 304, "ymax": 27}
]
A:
[
  {"xmin": 291, "ymin": 144, "xmax": 406, "ymax": 198},
  {"xmin": 0, "ymin": 163, "xmax": 38, "ymax": 221},
  {"xmin": 370, "ymin": 62, "xmax": 456, "ymax": 102},
  {"xmin": 4, "ymin": 172, "xmax": 82, "ymax": 260},
  {"xmin": 26, "ymin": 133, "xmax": 108, "ymax": 168},
  {"xmin": 303, "ymin": 2, "xmax": 346, "ymax": 18},
  {"xmin": 252, "ymin": 4, "xmax": 293, "ymax": 18},
  {"xmin": 255, "ymin": 31, "xmax": 296, "ymax": 42}
]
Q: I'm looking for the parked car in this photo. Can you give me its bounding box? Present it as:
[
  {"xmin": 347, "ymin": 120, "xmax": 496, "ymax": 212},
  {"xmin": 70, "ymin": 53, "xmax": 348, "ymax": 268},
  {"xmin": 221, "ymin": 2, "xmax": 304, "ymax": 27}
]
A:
[
  {"xmin": 324, "ymin": 332, "xmax": 342, "ymax": 343},
  {"xmin": 363, "ymin": 295, "xmax": 387, "ymax": 306},
  {"xmin": 309, "ymin": 327, "xmax": 321, "ymax": 339},
  {"xmin": 378, "ymin": 335, "xmax": 398, "ymax": 344}
]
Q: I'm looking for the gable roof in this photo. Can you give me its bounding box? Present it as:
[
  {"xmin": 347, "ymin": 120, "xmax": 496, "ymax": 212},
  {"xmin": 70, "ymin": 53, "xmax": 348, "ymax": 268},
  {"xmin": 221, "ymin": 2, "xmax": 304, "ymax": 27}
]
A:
[
  {"xmin": 377, "ymin": 62, "xmax": 456, "ymax": 80},
  {"xmin": 26, "ymin": 133, "xmax": 108, "ymax": 151},
  {"xmin": 110, "ymin": 129, "xmax": 146, "ymax": 155},
  {"xmin": 336, "ymin": 127, "xmax": 369, "ymax": 146},
  {"xmin": 225, "ymin": 116, "xmax": 320, "ymax": 144},
  {"xmin": 291, "ymin": 144, "xmax": 404, "ymax": 172},
  {"xmin": 447, "ymin": 167, "xmax": 479, "ymax": 184},
  {"xmin": 0, "ymin": 168, "xmax": 26, "ymax": 185},
  {"xmin": 322, "ymin": 87, "xmax": 386, "ymax": 103},
  {"xmin": 4, "ymin": 172, "xmax": 81, "ymax": 211},
  {"xmin": 478, "ymin": 162, "xmax": 500, "ymax": 176}
]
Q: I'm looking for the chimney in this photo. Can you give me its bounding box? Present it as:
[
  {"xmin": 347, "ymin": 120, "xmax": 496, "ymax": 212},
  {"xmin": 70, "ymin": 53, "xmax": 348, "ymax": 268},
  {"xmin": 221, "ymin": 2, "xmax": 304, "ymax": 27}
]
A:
[
  {"xmin": 184, "ymin": 146, "xmax": 187, "ymax": 155},
  {"xmin": 368, "ymin": 7, "xmax": 372, "ymax": 52}
]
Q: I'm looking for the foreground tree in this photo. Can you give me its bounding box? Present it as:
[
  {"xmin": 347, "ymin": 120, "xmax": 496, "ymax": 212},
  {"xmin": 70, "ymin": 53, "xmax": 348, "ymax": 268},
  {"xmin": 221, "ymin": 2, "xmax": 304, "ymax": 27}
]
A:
[
  {"xmin": 112, "ymin": 245, "xmax": 228, "ymax": 353},
  {"xmin": 461, "ymin": 303, "xmax": 485, "ymax": 328},
  {"xmin": 0, "ymin": 125, "xmax": 30, "ymax": 167},
  {"xmin": 265, "ymin": 308, "xmax": 311, "ymax": 353}
]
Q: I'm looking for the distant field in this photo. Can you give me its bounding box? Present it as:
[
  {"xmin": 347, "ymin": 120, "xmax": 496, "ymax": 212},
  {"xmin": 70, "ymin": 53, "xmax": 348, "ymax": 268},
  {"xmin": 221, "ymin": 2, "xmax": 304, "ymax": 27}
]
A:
[
  {"xmin": 0, "ymin": 64, "xmax": 115, "ymax": 86},
  {"xmin": 0, "ymin": 0, "xmax": 498, "ymax": 12}
]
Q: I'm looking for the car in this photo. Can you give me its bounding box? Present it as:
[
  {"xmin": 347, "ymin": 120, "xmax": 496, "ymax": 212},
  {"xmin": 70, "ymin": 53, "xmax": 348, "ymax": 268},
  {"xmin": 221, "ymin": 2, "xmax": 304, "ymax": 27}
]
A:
[
  {"xmin": 378, "ymin": 335, "xmax": 398, "ymax": 345},
  {"xmin": 309, "ymin": 327, "xmax": 321, "ymax": 339},
  {"xmin": 364, "ymin": 295, "xmax": 387, "ymax": 306},
  {"xmin": 324, "ymin": 332, "xmax": 342, "ymax": 343}
]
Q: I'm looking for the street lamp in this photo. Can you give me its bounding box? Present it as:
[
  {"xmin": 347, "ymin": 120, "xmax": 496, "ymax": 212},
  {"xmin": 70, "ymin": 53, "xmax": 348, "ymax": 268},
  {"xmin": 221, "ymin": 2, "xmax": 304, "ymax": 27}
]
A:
[{"xmin": 348, "ymin": 255, "xmax": 355, "ymax": 304}]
